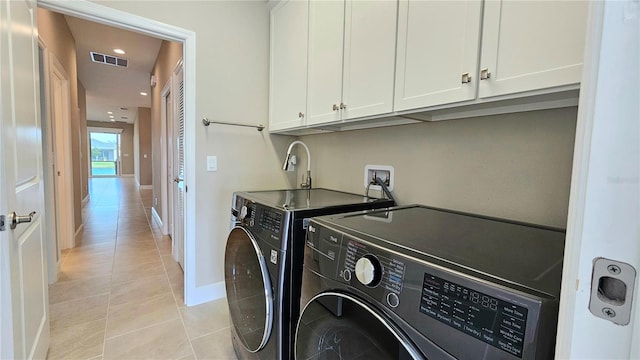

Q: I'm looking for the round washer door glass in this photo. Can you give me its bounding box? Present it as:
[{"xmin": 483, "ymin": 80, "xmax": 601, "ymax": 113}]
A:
[
  {"xmin": 224, "ymin": 226, "xmax": 273, "ymax": 352},
  {"xmin": 296, "ymin": 292, "xmax": 423, "ymax": 359}
]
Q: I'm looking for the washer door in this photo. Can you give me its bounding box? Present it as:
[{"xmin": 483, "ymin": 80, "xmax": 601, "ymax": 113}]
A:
[
  {"xmin": 296, "ymin": 292, "xmax": 423, "ymax": 359},
  {"xmin": 224, "ymin": 226, "xmax": 273, "ymax": 353}
]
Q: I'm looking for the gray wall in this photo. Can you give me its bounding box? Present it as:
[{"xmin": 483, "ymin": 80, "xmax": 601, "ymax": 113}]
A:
[{"xmin": 298, "ymin": 107, "xmax": 577, "ymax": 228}]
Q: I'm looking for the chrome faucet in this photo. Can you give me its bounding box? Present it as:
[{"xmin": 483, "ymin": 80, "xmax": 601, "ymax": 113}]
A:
[{"xmin": 282, "ymin": 140, "xmax": 312, "ymax": 189}]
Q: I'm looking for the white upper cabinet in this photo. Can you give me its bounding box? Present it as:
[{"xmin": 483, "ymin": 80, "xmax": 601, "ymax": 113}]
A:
[
  {"xmin": 341, "ymin": 0, "xmax": 397, "ymax": 120},
  {"xmin": 395, "ymin": 0, "xmax": 483, "ymax": 112},
  {"xmin": 478, "ymin": 0, "xmax": 588, "ymax": 98},
  {"xmin": 306, "ymin": 0, "xmax": 344, "ymax": 125},
  {"xmin": 269, "ymin": 0, "xmax": 309, "ymax": 131},
  {"xmin": 306, "ymin": 0, "xmax": 397, "ymax": 126}
]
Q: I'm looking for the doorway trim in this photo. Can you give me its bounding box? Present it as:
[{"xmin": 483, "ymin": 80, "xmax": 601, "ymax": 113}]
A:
[
  {"xmin": 160, "ymin": 80, "xmax": 173, "ymax": 236},
  {"xmin": 48, "ymin": 53, "xmax": 76, "ymax": 251},
  {"xmin": 38, "ymin": 38, "xmax": 62, "ymax": 284},
  {"xmin": 38, "ymin": 0, "xmax": 199, "ymax": 305}
]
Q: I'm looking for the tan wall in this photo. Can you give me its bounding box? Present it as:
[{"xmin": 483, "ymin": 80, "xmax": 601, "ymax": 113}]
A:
[
  {"xmin": 151, "ymin": 40, "xmax": 183, "ymax": 220},
  {"xmin": 92, "ymin": 1, "xmax": 295, "ymax": 288},
  {"xmin": 137, "ymin": 107, "xmax": 152, "ymax": 186},
  {"xmin": 37, "ymin": 9, "xmax": 84, "ymax": 233},
  {"xmin": 87, "ymin": 121, "xmax": 135, "ymax": 175},
  {"xmin": 299, "ymin": 107, "xmax": 578, "ymax": 228}
]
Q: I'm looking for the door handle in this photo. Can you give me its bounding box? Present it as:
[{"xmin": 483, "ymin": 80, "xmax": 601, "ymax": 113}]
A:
[
  {"xmin": 9, "ymin": 211, "xmax": 36, "ymax": 230},
  {"xmin": 174, "ymin": 177, "xmax": 184, "ymax": 183}
]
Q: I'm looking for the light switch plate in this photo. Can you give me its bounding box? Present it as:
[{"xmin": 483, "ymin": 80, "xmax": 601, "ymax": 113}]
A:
[{"xmin": 207, "ymin": 156, "xmax": 217, "ymax": 171}]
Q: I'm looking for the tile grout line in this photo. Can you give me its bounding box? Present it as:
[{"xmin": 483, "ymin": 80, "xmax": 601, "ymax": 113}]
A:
[{"xmin": 98, "ymin": 184, "xmax": 119, "ymax": 360}]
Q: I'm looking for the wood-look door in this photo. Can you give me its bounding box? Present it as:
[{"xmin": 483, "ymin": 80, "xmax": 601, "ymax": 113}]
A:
[{"xmin": 0, "ymin": 0, "xmax": 50, "ymax": 358}]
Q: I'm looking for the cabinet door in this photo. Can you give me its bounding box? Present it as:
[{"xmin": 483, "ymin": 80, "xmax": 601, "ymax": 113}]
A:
[
  {"xmin": 269, "ymin": 0, "xmax": 309, "ymax": 131},
  {"xmin": 342, "ymin": 0, "xmax": 397, "ymax": 120},
  {"xmin": 306, "ymin": 0, "xmax": 344, "ymax": 126},
  {"xmin": 479, "ymin": 0, "xmax": 588, "ymax": 98},
  {"xmin": 394, "ymin": 0, "xmax": 482, "ymax": 112}
]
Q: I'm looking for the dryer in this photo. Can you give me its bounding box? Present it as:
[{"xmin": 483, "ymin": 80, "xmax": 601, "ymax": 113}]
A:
[
  {"xmin": 224, "ymin": 189, "xmax": 394, "ymax": 360},
  {"xmin": 297, "ymin": 205, "xmax": 565, "ymax": 360}
]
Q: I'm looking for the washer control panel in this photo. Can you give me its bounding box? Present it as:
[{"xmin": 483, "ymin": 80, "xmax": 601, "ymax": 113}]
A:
[{"xmin": 233, "ymin": 195, "xmax": 285, "ymax": 250}]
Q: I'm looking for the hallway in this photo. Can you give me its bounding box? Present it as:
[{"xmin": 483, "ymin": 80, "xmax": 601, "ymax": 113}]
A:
[{"xmin": 47, "ymin": 177, "xmax": 235, "ymax": 359}]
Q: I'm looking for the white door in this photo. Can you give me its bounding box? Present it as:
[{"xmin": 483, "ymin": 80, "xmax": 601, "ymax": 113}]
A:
[
  {"xmin": 165, "ymin": 89, "xmax": 174, "ymax": 236},
  {"xmin": 0, "ymin": 0, "xmax": 50, "ymax": 358},
  {"xmin": 172, "ymin": 63, "xmax": 185, "ymax": 270},
  {"xmin": 49, "ymin": 56, "xmax": 75, "ymax": 249},
  {"xmin": 555, "ymin": 0, "xmax": 639, "ymax": 358}
]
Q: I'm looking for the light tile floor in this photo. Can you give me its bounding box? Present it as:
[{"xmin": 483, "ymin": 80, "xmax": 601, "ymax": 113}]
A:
[{"xmin": 47, "ymin": 177, "xmax": 236, "ymax": 360}]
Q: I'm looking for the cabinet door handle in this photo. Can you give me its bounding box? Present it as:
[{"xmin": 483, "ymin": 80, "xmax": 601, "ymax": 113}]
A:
[
  {"xmin": 339, "ymin": 102, "xmax": 347, "ymax": 109},
  {"xmin": 332, "ymin": 104, "xmax": 339, "ymax": 111},
  {"xmin": 298, "ymin": 112, "xmax": 304, "ymax": 118},
  {"xmin": 461, "ymin": 72, "xmax": 472, "ymax": 84},
  {"xmin": 480, "ymin": 68, "xmax": 491, "ymax": 80}
]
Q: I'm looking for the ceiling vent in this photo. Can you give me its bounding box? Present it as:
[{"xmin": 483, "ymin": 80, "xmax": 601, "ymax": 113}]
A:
[{"xmin": 90, "ymin": 51, "xmax": 128, "ymax": 68}]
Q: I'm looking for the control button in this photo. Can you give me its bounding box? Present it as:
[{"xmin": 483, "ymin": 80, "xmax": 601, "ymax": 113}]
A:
[
  {"xmin": 239, "ymin": 205, "xmax": 248, "ymax": 220},
  {"xmin": 387, "ymin": 293, "xmax": 400, "ymax": 308},
  {"xmin": 343, "ymin": 269, "xmax": 351, "ymax": 282},
  {"xmin": 355, "ymin": 255, "xmax": 382, "ymax": 287}
]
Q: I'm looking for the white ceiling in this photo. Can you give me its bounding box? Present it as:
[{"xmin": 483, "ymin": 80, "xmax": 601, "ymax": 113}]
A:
[{"xmin": 64, "ymin": 15, "xmax": 163, "ymax": 124}]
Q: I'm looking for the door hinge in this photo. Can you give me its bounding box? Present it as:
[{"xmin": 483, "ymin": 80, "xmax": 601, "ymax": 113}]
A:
[
  {"xmin": 185, "ymin": 185, "xmax": 188, "ymax": 193},
  {"xmin": 0, "ymin": 215, "xmax": 6, "ymax": 231}
]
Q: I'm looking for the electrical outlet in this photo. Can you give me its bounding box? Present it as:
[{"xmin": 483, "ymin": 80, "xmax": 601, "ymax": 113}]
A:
[{"xmin": 364, "ymin": 165, "xmax": 394, "ymax": 191}]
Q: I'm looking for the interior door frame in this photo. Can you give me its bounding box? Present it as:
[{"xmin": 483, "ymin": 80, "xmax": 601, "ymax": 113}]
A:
[
  {"xmin": 161, "ymin": 80, "xmax": 173, "ymax": 236},
  {"xmin": 37, "ymin": 0, "xmax": 200, "ymax": 304},
  {"xmin": 48, "ymin": 52, "xmax": 75, "ymax": 250},
  {"xmin": 37, "ymin": 38, "xmax": 62, "ymax": 284},
  {"xmin": 171, "ymin": 59, "xmax": 185, "ymax": 268}
]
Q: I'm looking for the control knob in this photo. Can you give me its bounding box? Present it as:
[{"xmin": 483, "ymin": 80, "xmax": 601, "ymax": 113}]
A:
[
  {"xmin": 239, "ymin": 204, "xmax": 252, "ymax": 220},
  {"xmin": 355, "ymin": 255, "xmax": 382, "ymax": 287}
]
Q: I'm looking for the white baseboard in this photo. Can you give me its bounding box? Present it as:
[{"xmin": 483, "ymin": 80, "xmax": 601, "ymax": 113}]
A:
[
  {"xmin": 122, "ymin": 174, "xmax": 134, "ymax": 177},
  {"xmin": 185, "ymin": 281, "xmax": 226, "ymax": 307},
  {"xmin": 73, "ymin": 224, "xmax": 84, "ymax": 248},
  {"xmin": 139, "ymin": 185, "xmax": 152, "ymax": 190},
  {"xmin": 151, "ymin": 207, "xmax": 163, "ymax": 229}
]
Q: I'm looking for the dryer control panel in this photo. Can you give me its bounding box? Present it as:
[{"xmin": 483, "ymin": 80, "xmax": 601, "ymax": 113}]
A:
[{"xmin": 306, "ymin": 219, "xmax": 556, "ymax": 360}]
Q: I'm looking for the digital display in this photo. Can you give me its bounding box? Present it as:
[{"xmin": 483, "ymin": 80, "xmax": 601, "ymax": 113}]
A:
[{"xmin": 420, "ymin": 273, "xmax": 528, "ymax": 358}]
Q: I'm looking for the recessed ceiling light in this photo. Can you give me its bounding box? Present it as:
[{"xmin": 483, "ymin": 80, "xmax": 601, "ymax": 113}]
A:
[
  {"xmin": 107, "ymin": 111, "xmax": 113, "ymax": 114},
  {"xmin": 109, "ymin": 115, "xmax": 115, "ymax": 119},
  {"xmin": 110, "ymin": 119, "xmax": 116, "ymax": 122},
  {"xmin": 140, "ymin": 92, "xmax": 148, "ymax": 96},
  {"xmin": 113, "ymin": 49, "xmax": 125, "ymax": 55}
]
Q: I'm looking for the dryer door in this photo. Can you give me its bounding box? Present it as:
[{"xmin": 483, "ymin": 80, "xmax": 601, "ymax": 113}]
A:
[
  {"xmin": 225, "ymin": 226, "xmax": 274, "ymax": 353},
  {"xmin": 295, "ymin": 292, "xmax": 423, "ymax": 359}
]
